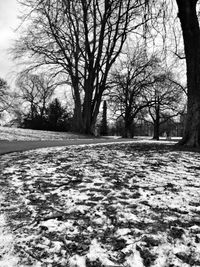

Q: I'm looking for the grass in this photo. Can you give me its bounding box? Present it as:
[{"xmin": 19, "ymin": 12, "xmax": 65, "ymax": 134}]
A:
[
  {"xmin": 0, "ymin": 141, "xmax": 200, "ymax": 266},
  {"xmin": 0, "ymin": 126, "xmax": 90, "ymax": 141}
]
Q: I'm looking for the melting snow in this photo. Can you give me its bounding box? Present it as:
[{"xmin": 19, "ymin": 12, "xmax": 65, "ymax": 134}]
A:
[
  {"xmin": 0, "ymin": 141, "xmax": 200, "ymax": 266},
  {"xmin": 0, "ymin": 214, "xmax": 19, "ymax": 267}
]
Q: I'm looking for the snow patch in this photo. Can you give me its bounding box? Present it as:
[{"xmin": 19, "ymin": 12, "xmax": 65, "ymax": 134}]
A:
[{"xmin": 0, "ymin": 214, "xmax": 19, "ymax": 267}]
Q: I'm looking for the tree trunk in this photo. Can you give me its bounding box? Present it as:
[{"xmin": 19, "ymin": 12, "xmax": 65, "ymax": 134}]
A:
[
  {"xmin": 72, "ymin": 86, "xmax": 84, "ymax": 133},
  {"xmin": 153, "ymin": 121, "xmax": 160, "ymax": 140},
  {"xmin": 124, "ymin": 126, "xmax": 132, "ymax": 138},
  {"xmin": 153, "ymin": 106, "xmax": 160, "ymax": 140},
  {"xmin": 176, "ymin": 0, "xmax": 200, "ymax": 147},
  {"xmin": 82, "ymin": 106, "xmax": 93, "ymax": 134},
  {"xmin": 71, "ymin": 80, "xmax": 85, "ymax": 133},
  {"xmin": 82, "ymin": 87, "xmax": 93, "ymax": 135},
  {"xmin": 72, "ymin": 89, "xmax": 98, "ymax": 135},
  {"xmin": 124, "ymin": 117, "xmax": 133, "ymax": 138},
  {"xmin": 72, "ymin": 104, "xmax": 84, "ymax": 133}
]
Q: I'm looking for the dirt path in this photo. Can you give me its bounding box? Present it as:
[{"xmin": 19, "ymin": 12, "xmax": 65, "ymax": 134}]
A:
[{"xmin": 0, "ymin": 138, "xmax": 134, "ymax": 155}]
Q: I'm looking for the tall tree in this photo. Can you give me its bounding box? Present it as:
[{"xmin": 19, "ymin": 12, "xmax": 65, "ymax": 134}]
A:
[
  {"xmin": 13, "ymin": 0, "xmax": 149, "ymax": 135},
  {"xmin": 139, "ymin": 0, "xmax": 200, "ymax": 146},
  {"xmin": 145, "ymin": 73, "xmax": 184, "ymax": 140},
  {"xmin": 175, "ymin": 0, "xmax": 200, "ymax": 146},
  {"xmin": 109, "ymin": 48, "xmax": 158, "ymax": 138}
]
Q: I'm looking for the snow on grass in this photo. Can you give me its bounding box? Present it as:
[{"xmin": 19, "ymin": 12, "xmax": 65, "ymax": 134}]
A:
[
  {"xmin": 0, "ymin": 126, "xmax": 89, "ymax": 141},
  {"xmin": 0, "ymin": 214, "xmax": 19, "ymax": 267},
  {"xmin": 0, "ymin": 142, "xmax": 200, "ymax": 266},
  {"xmin": 0, "ymin": 192, "xmax": 19, "ymax": 267}
]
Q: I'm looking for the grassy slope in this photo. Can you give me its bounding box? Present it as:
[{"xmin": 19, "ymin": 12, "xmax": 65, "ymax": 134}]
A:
[{"xmin": 0, "ymin": 126, "xmax": 89, "ymax": 141}]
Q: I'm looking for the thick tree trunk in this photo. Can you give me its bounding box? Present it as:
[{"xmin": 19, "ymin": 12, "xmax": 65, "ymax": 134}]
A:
[
  {"xmin": 153, "ymin": 122, "xmax": 160, "ymax": 140},
  {"xmin": 71, "ymin": 80, "xmax": 105, "ymax": 135},
  {"xmin": 82, "ymin": 86, "xmax": 94, "ymax": 135},
  {"xmin": 73, "ymin": 98, "xmax": 96, "ymax": 135},
  {"xmin": 71, "ymin": 80, "xmax": 85, "ymax": 133},
  {"xmin": 124, "ymin": 117, "xmax": 133, "ymax": 138},
  {"xmin": 82, "ymin": 84, "xmax": 104, "ymax": 136},
  {"xmin": 82, "ymin": 107, "xmax": 94, "ymax": 135},
  {"xmin": 176, "ymin": 0, "xmax": 200, "ymax": 147},
  {"xmin": 72, "ymin": 89, "xmax": 99, "ymax": 135},
  {"xmin": 72, "ymin": 86, "xmax": 84, "ymax": 133},
  {"xmin": 72, "ymin": 104, "xmax": 84, "ymax": 133},
  {"xmin": 124, "ymin": 126, "xmax": 132, "ymax": 138}
]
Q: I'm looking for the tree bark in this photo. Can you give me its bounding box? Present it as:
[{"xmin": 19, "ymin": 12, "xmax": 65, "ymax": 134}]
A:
[
  {"xmin": 176, "ymin": 0, "xmax": 200, "ymax": 147},
  {"xmin": 72, "ymin": 81, "xmax": 84, "ymax": 133},
  {"xmin": 153, "ymin": 121, "xmax": 160, "ymax": 140},
  {"xmin": 82, "ymin": 81, "xmax": 94, "ymax": 134},
  {"xmin": 124, "ymin": 125, "xmax": 132, "ymax": 138},
  {"xmin": 72, "ymin": 104, "xmax": 84, "ymax": 133},
  {"xmin": 124, "ymin": 116, "xmax": 133, "ymax": 138},
  {"xmin": 153, "ymin": 104, "xmax": 160, "ymax": 140}
]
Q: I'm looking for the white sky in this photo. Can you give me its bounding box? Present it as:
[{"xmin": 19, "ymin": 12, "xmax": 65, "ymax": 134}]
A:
[{"xmin": 0, "ymin": 0, "xmax": 20, "ymax": 83}]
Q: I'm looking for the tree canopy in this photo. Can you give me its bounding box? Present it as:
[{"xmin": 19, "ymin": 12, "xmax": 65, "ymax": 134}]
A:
[{"xmin": 13, "ymin": 0, "xmax": 153, "ymax": 134}]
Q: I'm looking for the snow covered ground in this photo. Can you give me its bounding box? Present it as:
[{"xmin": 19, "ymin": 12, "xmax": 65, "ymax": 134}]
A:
[
  {"xmin": 0, "ymin": 141, "xmax": 200, "ymax": 266},
  {"xmin": 0, "ymin": 126, "xmax": 87, "ymax": 141}
]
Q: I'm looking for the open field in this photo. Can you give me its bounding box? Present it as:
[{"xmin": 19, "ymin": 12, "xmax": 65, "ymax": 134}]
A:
[
  {"xmin": 0, "ymin": 126, "xmax": 89, "ymax": 141},
  {"xmin": 0, "ymin": 126, "xmax": 182, "ymax": 142},
  {"xmin": 0, "ymin": 141, "xmax": 200, "ymax": 266}
]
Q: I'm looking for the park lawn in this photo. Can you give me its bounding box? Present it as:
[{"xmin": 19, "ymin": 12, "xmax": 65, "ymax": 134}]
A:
[
  {"xmin": 0, "ymin": 141, "xmax": 200, "ymax": 267},
  {"xmin": 0, "ymin": 126, "xmax": 89, "ymax": 141}
]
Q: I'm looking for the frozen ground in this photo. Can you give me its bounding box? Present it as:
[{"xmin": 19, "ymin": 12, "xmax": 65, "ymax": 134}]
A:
[
  {"xmin": 0, "ymin": 141, "xmax": 200, "ymax": 267},
  {"xmin": 0, "ymin": 126, "xmax": 88, "ymax": 141}
]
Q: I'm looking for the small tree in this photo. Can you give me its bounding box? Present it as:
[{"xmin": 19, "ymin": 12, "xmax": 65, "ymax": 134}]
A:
[
  {"xmin": 47, "ymin": 98, "xmax": 67, "ymax": 131},
  {"xmin": 100, "ymin": 101, "xmax": 108, "ymax": 136}
]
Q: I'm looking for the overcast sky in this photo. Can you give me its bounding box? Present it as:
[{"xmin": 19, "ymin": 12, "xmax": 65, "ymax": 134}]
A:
[{"xmin": 0, "ymin": 0, "xmax": 20, "ymax": 83}]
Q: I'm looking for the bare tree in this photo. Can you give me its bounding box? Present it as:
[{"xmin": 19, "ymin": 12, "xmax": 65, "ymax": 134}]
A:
[
  {"xmin": 13, "ymin": 0, "xmax": 150, "ymax": 134},
  {"xmin": 142, "ymin": 0, "xmax": 200, "ymax": 146},
  {"xmin": 16, "ymin": 72, "xmax": 57, "ymax": 121},
  {"xmin": 145, "ymin": 72, "xmax": 184, "ymax": 140},
  {"xmin": 109, "ymin": 47, "xmax": 158, "ymax": 138},
  {"xmin": 0, "ymin": 78, "xmax": 12, "ymax": 114},
  {"xmin": 174, "ymin": 0, "xmax": 200, "ymax": 146}
]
